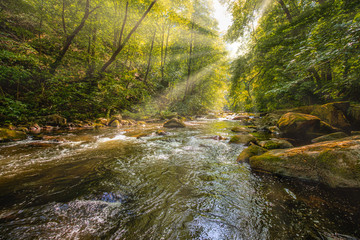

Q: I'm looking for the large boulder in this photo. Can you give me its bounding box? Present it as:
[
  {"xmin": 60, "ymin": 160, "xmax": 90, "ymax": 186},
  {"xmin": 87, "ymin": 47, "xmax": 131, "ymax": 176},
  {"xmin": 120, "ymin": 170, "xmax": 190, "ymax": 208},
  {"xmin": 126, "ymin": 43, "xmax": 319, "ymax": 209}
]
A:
[
  {"xmin": 310, "ymin": 102, "xmax": 351, "ymax": 131},
  {"xmin": 277, "ymin": 112, "xmax": 321, "ymax": 138},
  {"xmin": 277, "ymin": 112, "xmax": 338, "ymax": 139},
  {"xmin": 0, "ymin": 128, "xmax": 27, "ymax": 142},
  {"xmin": 248, "ymin": 136, "xmax": 360, "ymax": 188},
  {"xmin": 45, "ymin": 114, "xmax": 67, "ymax": 127},
  {"xmin": 163, "ymin": 118, "xmax": 186, "ymax": 128}
]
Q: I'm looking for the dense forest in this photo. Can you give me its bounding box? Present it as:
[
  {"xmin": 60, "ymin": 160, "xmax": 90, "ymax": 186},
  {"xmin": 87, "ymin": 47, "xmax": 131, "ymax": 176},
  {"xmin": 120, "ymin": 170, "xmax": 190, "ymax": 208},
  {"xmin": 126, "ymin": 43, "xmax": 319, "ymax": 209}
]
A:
[
  {"xmin": 227, "ymin": 0, "xmax": 360, "ymax": 112},
  {"xmin": 1, "ymin": 0, "xmax": 360, "ymax": 123},
  {"xmin": 0, "ymin": 0, "xmax": 228, "ymax": 123}
]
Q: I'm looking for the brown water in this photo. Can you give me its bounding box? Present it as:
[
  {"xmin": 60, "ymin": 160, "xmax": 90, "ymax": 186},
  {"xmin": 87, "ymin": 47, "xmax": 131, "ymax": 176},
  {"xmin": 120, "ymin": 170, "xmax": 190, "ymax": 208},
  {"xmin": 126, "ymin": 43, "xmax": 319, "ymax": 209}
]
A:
[{"xmin": 0, "ymin": 119, "xmax": 359, "ymax": 240}]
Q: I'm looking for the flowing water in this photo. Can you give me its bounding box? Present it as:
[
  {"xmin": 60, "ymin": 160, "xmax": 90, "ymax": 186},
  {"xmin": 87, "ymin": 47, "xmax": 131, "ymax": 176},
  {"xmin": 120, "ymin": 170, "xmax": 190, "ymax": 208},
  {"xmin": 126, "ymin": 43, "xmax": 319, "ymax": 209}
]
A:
[{"xmin": 0, "ymin": 119, "xmax": 359, "ymax": 240}]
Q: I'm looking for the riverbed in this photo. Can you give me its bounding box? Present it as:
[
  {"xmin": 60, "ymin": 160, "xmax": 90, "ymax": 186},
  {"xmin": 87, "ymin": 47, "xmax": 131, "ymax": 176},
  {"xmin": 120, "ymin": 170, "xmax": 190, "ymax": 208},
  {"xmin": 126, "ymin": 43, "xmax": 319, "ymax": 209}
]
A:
[{"xmin": 0, "ymin": 119, "xmax": 359, "ymax": 239}]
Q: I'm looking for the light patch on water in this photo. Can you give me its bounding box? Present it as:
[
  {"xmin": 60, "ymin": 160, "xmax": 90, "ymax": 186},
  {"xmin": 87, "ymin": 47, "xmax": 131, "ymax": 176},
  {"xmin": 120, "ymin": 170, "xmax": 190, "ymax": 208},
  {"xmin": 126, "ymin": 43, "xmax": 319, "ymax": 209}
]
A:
[{"xmin": 97, "ymin": 132, "xmax": 131, "ymax": 143}]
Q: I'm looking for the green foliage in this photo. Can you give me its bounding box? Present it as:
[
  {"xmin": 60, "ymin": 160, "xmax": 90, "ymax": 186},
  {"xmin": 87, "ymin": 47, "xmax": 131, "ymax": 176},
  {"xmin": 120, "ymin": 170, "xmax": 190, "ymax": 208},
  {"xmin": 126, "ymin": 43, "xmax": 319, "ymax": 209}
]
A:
[
  {"xmin": 0, "ymin": 0, "xmax": 229, "ymax": 123},
  {"xmin": 228, "ymin": 0, "xmax": 360, "ymax": 112}
]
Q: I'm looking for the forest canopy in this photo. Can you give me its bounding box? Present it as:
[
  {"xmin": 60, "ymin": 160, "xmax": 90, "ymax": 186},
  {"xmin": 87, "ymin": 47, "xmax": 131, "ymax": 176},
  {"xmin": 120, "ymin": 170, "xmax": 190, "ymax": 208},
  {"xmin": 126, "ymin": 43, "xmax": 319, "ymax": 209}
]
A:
[
  {"xmin": 0, "ymin": 0, "xmax": 229, "ymax": 123},
  {"xmin": 227, "ymin": 0, "xmax": 360, "ymax": 112}
]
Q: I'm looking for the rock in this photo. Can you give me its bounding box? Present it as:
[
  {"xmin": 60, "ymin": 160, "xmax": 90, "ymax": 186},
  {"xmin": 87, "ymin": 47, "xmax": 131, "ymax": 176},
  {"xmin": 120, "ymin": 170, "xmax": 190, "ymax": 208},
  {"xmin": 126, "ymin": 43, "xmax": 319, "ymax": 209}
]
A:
[
  {"xmin": 163, "ymin": 118, "xmax": 186, "ymax": 128},
  {"xmin": 156, "ymin": 130, "xmax": 167, "ymax": 136},
  {"xmin": 249, "ymin": 136, "xmax": 360, "ymax": 188},
  {"xmin": 231, "ymin": 126, "xmax": 251, "ymax": 133},
  {"xmin": 311, "ymin": 132, "xmax": 348, "ymax": 143},
  {"xmin": 45, "ymin": 114, "xmax": 67, "ymax": 126},
  {"xmin": 255, "ymin": 113, "xmax": 282, "ymax": 128},
  {"xmin": 268, "ymin": 126, "xmax": 280, "ymax": 134},
  {"xmin": 237, "ymin": 144, "xmax": 267, "ymax": 163},
  {"xmin": 0, "ymin": 128, "xmax": 27, "ymax": 142},
  {"xmin": 110, "ymin": 120, "xmax": 121, "ymax": 127},
  {"xmin": 259, "ymin": 138, "xmax": 294, "ymax": 149},
  {"xmin": 348, "ymin": 104, "xmax": 360, "ymax": 130},
  {"xmin": 96, "ymin": 118, "xmax": 109, "ymax": 126},
  {"xmin": 229, "ymin": 134, "xmax": 256, "ymax": 145},
  {"xmin": 277, "ymin": 112, "xmax": 335, "ymax": 139},
  {"xmin": 310, "ymin": 102, "xmax": 351, "ymax": 131},
  {"xmin": 110, "ymin": 114, "xmax": 122, "ymax": 122},
  {"xmin": 352, "ymin": 131, "xmax": 360, "ymax": 136}
]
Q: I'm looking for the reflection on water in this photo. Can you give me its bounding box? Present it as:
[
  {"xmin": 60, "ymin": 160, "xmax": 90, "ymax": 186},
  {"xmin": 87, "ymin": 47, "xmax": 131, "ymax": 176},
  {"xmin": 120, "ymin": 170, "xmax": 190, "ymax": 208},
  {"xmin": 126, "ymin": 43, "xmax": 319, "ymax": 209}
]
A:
[{"xmin": 0, "ymin": 120, "xmax": 359, "ymax": 239}]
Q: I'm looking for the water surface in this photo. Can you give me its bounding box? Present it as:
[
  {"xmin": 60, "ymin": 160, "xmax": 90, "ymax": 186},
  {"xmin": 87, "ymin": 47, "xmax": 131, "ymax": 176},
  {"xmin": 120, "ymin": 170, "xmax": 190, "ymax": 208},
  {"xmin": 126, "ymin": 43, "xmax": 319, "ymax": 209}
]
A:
[{"xmin": 0, "ymin": 119, "xmax": 359, "ymax": 239}]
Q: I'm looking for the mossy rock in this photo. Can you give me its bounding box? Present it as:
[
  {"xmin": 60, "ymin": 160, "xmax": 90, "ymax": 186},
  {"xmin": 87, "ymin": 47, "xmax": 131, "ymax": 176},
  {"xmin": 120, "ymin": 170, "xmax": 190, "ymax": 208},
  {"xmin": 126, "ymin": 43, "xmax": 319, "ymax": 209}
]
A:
[
  {"xmin": 259, "ymin": 138, "xmax": 293, "ymax": 149},
  {"xmin": 237, "ymin": 144, "xmax": 267, "ymax": 163},
  {"xmin": 277, "ymin": 112, "xmax": 337, "ymax": 139},
  {"xmin": 248, "ymin": 136, "xmax": 360, "ymax": 188},
  {"xmin": 229, "ymin": 134, "xmax": 256, "ymax": 145},
  {"xmin": 310, "ymin": 102, "xmax": 351, "ymax": 131},
  {"xmin": 0, "ymin": 128, "xmax": 27, "ymax": 142},
  {"xmin": 311, "ymin": 132, "xmax": 348, "ymax": 143},
  {"xmin": 163, "ymin": 118, "xmax": 186, "ymax": 128},
  {"xmin": 110, "ymin": 120, "xmax": 121, "ymax": 127}
]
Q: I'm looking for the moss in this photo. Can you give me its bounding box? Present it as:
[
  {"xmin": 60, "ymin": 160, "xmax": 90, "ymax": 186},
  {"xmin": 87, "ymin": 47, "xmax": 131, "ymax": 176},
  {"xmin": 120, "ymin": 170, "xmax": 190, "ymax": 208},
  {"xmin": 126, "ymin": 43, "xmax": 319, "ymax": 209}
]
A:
[
  {"xmin": 237, "ymin": 144, "xmax": 267, "ymax": 162},
  {"xmin": 0, "ymin": 128, "xmax": 27, "ymax": 142},
  {"xmin": 264, "ymin": 141, "xmax": 281, "ymax": 149}
]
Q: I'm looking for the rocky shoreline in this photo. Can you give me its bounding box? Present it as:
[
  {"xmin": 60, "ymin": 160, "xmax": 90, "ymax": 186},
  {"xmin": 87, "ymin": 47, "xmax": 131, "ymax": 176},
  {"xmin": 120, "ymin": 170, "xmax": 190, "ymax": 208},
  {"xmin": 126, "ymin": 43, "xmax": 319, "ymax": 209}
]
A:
[{"xmin": 234, "ymin": 101, "xmax": 360, "ymax": 188}]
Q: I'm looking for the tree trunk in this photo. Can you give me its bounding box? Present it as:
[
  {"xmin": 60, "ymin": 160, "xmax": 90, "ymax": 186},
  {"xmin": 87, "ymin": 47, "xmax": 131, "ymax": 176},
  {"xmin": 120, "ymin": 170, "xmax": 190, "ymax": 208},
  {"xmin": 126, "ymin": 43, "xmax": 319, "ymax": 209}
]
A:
[
  {"xmin": 38, "ymin": 0, "xmax": 44, "ymax": 56},
  {"xmin": 144, "ymin": 28, "xmax": 156, "ymax": 83},
  {"xmin": 50, "ymin": 0, "xmax": 99, "ymax": 74},
  {"xmin": 100, "ymin": 0, "xmax": 158, "ymax": 73},
  {"xmin": 277, "ymin": 0, "xmax": 293, "ymax": 22},
  {"xmin": 184, "ymin": 21, "xmax": 194, "ymax": 99}
]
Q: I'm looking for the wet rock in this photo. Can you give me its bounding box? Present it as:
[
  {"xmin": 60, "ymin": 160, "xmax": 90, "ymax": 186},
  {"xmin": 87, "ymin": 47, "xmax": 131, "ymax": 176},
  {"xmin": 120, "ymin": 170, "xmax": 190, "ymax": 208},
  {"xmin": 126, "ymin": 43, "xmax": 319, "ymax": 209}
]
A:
[
  {"xmin": 237, "ymin": 144, "xmax": 267, "ymax": 163},
  {"xmin": 110, "ymin": 120, "xmax": 121, "ymax": 128},
  {"xmin": 156, "ymin": 130, "xmax": 167, "ymax": 136},
  {"xmin": 229, "ymin": 134, "xmax": 256, "ymax": 145},
  {"xmin": 0, "ymin": 128, "xmax": 27, "ymax": 142},
  {"xmin": 45, "ymin": 114, "xmax": 67, "ymax": 127},
  {"xmin": 259, "ymin": 138, "xmax": 294, "ymax": 149},
  {"xmin": 249, "ymin": 136, "xmax": 360, "ymax": 188},
  {"xmin": 311, "ymin": 132, "xmax": 348, "ymax": 143},
  {"xmin": 310, "ymin": 102, "xmax": 351, "ymax": 131},
  {"xmin": 163, "ymin": 118, "xmax": 186, "ymax": 128}
]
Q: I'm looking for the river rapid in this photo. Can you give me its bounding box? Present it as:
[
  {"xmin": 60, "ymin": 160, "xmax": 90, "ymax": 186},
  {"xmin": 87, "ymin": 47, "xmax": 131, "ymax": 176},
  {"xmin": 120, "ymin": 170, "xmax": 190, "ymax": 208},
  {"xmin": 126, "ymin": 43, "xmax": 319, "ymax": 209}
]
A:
[{"xmin": 0, "ymin": 118, "xmax": 359, "ymax": 239}]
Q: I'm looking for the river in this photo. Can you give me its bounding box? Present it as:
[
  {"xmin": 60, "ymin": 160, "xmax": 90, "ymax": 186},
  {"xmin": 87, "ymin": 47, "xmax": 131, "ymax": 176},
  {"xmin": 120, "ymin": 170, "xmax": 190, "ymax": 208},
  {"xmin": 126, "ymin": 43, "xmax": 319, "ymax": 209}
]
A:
[{"xmin": 0, "ymin": 118, "xmax": 359, "ymax": 239}]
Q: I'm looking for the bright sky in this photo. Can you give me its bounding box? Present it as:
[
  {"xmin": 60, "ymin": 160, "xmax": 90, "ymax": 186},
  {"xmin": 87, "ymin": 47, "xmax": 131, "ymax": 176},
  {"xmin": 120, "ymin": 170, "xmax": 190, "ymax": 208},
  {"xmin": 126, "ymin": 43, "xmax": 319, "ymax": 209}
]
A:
[{"xmin": 212, "ymin": 0, "xmax": 241, "ymax": 59}]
